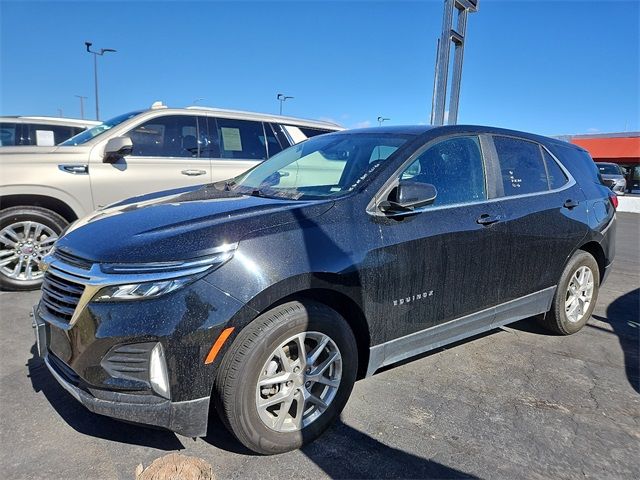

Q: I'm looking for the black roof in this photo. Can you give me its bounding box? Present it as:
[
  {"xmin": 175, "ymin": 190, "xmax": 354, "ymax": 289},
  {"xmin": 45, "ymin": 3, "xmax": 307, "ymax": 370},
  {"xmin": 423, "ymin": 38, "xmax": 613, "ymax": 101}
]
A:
[{"xmin": 330, "ymin": 124, "xmax": 583, "ymax": 151}]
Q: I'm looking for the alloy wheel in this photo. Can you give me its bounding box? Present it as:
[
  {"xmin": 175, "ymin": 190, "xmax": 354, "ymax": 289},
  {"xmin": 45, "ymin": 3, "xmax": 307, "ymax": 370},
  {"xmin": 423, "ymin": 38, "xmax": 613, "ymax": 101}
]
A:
[
  {"xmin": 256, "ymin": 331, "xmax": 342, "ymax": 432},
  {"xmin": 0, "ymin": 221, "xmax": 58, "ymax": 281},
  {"xmin": 565, "ymin": 265, "xmax": 594, "ymax": 323}
]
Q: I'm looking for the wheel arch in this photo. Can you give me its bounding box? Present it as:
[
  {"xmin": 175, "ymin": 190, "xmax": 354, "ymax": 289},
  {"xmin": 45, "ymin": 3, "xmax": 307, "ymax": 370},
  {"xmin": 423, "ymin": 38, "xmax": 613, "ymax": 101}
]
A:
[
  {"xmin": 578, "ymin": 241, "xmax": 606, "ymax": 282},
  {"xmin": 0, "ymin": 194, "xmax": 79, "ymax": 223},
  {"xmin": 222, "ymin": 279, "xmax": 372, "ymax": 381},
  {"xmin": 276, "ymin": 288, "xmax": 371, "ymax": 380}
]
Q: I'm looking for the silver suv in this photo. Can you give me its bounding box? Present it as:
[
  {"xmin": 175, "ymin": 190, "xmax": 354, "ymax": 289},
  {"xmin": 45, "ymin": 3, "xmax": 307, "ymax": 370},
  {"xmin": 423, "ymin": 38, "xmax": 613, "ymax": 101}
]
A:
[{"xmin": 0, "ymin": 103, "xmax": 341, "ymax": 290}]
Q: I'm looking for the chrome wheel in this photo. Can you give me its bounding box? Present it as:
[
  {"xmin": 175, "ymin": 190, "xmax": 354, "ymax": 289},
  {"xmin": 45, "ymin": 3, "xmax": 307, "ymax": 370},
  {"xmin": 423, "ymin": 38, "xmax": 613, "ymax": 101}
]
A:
[
  {"xmin": 565, "ymin": 265, "xmax": 594, "ymax": 323},
  {"xmin": 256, "ymin": 331, "xmax": 342, "ymax": 432},
  {"xmin": 0, "ymin": 221, "xmax": 58, "ymax": 281}
]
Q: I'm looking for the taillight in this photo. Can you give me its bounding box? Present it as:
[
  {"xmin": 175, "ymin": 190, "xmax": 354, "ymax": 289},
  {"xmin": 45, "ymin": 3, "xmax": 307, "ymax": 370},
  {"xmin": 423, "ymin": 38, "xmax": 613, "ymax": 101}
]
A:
[{"xmin": 609, "ymin": 193, "xmax": 618, "ymax": 209}]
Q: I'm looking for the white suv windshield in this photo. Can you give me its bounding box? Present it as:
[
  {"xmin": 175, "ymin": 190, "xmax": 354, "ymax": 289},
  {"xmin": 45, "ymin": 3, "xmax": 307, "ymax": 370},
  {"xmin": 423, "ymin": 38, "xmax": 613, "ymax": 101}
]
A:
[
  {"xmin": 60, "ymin": 111, "xmax": 143, "ymax": 146},
  {"xmin": 229, "ymin": 133, "xmax": 410, "ymax": 200}
]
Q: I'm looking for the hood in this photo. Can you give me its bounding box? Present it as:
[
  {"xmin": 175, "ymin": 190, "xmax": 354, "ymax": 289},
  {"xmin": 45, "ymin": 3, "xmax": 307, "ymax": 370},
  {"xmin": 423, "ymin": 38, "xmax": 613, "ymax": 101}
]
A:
[
  {"xmin": 0, "ymin": 144, "xmax": 90, "ymax": 157},
  {"xmin": 0, "ymin": 145, "xmax": 60, "ymax": 154},
  {"xmin": 55, "ymin": 184, "xmax": 334, "ymax": 263}
]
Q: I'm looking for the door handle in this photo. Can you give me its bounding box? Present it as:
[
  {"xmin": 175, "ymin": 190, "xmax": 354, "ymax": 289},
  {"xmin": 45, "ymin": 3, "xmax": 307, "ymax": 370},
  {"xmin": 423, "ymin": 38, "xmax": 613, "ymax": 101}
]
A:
[
  {"xmin": 181, "ymin": 169, "xmax": 207, "ymax": 176},
  {"xmin": 563, "ymin": 199, "xmax": 579, "ymax": 209},
  {"xmin": 58, "ymin": 164, "xmax": 88, "ymax": 175},
  {"xmin": 476, "ymin": 213, "xmax": 501, "ymax": 226}
]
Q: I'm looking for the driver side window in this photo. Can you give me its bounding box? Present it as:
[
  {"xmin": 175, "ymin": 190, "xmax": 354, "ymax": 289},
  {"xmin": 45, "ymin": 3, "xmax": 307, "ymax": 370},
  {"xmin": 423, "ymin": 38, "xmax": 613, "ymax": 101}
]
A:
[
  {"xmin": 128, "ymin": 115, "xmax": 199, "ymax": 158},
  {"xmin": 400, "ymin": 136, "xmax": 486, "ymax": 207}
]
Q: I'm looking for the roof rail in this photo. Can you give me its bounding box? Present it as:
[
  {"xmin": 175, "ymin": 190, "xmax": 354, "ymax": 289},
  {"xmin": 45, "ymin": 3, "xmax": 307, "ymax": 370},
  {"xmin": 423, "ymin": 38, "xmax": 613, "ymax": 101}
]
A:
[{"xmin": 184, "ymin": 105, "xmax": 341, "ymax": 128}]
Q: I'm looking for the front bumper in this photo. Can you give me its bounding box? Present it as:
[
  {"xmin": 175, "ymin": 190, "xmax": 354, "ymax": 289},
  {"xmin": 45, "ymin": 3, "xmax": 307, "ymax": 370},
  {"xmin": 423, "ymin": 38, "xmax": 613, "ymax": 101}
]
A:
[
  {"xmin": 44, "ymin": 352, "xmax": 209, "ymax": 437},
  {"xmin": 31, "ymin": 254, "xmax": 255, "ymax": 437}
]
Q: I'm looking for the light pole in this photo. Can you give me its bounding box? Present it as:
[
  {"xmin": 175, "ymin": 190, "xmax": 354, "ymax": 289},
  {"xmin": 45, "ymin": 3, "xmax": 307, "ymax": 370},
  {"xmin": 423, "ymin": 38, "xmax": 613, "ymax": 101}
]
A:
[
  {"xmin": 57, "ymin": 108, "xmax": 63, "ymax": 118},
  {"xmin": 75, "ymin": 95, "xmax": 87, "ymax": 119},
  {"xmin": 277, "ymin": 93, "xmax": 293, "ymax": 115},
  {"xmin": 85, "ymin": 41, "xmax": 116, "ymax": 120},
  {"xmin": 377, "ymin": 116, "xmax": 390, "ymax": 126}
]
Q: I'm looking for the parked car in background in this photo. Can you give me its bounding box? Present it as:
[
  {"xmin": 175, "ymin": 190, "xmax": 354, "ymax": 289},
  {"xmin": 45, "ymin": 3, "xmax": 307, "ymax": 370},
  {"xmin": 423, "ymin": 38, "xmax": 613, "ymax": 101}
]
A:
[
  {"xmin": 0, "ymin": 103, "xmax": 341, "ymax": 290},
  {"xmin": 33, "ymin": 125, "xmax": 616, "ymax": 454},
  {"xmin": 0, "ymin": 116, "xmax": 99, "ymax": 146},
  {"xmin": 596, "ymin": 162, "xmax": 626, "ymax": 195}
]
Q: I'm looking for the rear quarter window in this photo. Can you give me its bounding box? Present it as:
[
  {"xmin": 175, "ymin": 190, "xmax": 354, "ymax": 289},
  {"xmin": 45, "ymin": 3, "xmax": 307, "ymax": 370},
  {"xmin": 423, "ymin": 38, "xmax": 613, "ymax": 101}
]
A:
[{"xmin": 542, "ymin": 150, "xmax": 569, "ymax": 189}]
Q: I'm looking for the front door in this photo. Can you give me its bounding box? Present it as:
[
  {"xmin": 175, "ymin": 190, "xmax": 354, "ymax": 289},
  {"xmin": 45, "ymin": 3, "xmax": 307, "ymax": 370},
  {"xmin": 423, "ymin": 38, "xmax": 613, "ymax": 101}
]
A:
[
  {"xmin": 89, "ymin": 114, "xmax": 212, "ymax": 209},
  {"xmin": 368, "ymin": 135, "xmax": 508, "ymax": 343}
]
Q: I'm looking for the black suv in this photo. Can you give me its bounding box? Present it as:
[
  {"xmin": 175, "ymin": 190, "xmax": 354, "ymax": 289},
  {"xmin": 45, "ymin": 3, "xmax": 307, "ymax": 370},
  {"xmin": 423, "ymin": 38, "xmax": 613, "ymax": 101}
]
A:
[{"xmin": 33, "ymin": 125, "xmax": 616, "ymax": 454}]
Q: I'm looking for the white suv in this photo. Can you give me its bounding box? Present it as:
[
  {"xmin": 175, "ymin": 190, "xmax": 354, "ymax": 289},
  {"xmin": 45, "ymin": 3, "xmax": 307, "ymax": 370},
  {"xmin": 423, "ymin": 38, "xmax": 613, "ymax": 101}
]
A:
[
  {"xmin": 0, "ymin": 116, "xmax": 99, "ymax": 146},
  {"xmin": 0, "ymin": 103, "xmax": 341, "ymax": 289}
]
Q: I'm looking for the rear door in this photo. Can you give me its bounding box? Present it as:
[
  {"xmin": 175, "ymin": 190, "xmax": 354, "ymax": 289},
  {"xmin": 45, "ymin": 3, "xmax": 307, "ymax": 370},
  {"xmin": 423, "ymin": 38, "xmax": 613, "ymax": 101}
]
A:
[
  {"xmin": 89, "ymin": 114, "xmax": 212, "ymax": 208},
  {"xmin": 490, "ymin": 135, "xmax": 589, "ymax": 304}
]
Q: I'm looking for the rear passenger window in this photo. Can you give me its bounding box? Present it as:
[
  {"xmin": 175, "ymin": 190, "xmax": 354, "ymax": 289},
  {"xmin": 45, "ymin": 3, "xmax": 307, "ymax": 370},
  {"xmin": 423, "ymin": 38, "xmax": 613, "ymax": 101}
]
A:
[
  {"xmin": 399, "ymin": 136, "xmax": 486, "ymax": 207},
  {"xmin": 543, "ymin": 149, "xmax": 568, "ymax": 189},
  {"xmin": 494, "ymin": 136, "xmax": 548, "ymax": 196},
  {"xmin": 214, "ymin": 118, "xmax": 268, "ymax": 160}
]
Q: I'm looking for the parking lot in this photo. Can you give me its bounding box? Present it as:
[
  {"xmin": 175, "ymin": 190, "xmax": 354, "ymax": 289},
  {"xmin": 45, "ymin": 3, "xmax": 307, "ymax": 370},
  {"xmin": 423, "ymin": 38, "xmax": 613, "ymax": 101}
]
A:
[{"xmin": 0, "ymin": 212, "xmax": 637, "ymax": 480}]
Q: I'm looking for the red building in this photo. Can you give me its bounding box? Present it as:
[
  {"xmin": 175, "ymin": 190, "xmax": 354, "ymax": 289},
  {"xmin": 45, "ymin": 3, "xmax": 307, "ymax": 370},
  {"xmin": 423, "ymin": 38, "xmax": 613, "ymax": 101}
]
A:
[{"xmin": 559, "ymin": 132, "xmax": 640, "ymax": 192}]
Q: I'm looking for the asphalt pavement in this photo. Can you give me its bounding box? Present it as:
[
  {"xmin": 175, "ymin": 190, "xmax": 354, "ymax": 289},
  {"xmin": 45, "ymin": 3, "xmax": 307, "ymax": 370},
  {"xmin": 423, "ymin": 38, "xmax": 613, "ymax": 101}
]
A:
[{"xmin": 0, "ymin": 213, "xmax": 638, "ymax": 480}]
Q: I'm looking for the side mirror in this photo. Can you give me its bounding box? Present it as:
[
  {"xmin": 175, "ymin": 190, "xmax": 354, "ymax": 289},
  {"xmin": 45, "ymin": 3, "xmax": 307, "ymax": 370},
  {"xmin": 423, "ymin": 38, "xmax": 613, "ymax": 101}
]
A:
[
  {"xmin": 104, "ymin": 136, "xmax": 133, "ymax": 163},
  {"xmin": 379, "ymin": 180, "xmax": 437, "ymax": 214}
]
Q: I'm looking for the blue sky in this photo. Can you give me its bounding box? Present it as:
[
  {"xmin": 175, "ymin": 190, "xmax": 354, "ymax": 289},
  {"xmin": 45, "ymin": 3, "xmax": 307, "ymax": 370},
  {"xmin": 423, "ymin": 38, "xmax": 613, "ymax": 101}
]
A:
[{"xmin": 1, "ymin": 0, "xmax": 638, "ymax": 136}]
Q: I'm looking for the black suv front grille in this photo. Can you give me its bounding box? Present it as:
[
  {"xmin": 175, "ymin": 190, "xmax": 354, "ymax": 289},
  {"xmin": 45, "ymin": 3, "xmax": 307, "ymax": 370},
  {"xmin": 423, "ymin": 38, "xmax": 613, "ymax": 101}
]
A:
[{"xmin": 40, "ymin": 270, "xmax": 85, "ymax": 324}]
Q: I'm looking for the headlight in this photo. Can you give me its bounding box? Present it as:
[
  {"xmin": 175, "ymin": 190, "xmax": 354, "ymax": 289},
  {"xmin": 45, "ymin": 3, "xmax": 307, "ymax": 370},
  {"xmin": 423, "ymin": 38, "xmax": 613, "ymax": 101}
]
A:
[
  {"xmin": 94, "ymin": 277, "xmax": 196, "ymax": 301},
  {"xmin": 93, "ymin": 243, "xmax": 236, "ymax": 302}
]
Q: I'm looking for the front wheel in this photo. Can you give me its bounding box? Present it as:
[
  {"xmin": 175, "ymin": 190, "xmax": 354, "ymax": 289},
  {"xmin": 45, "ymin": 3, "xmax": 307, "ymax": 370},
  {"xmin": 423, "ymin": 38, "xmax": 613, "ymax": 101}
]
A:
[
  {"xmin": 0, "ymin": 207, "xmax": 67, "ymax": 291},
  {"xmin": 214, "ymin": 300, "xmax": 358, "ymax": 454},
  {"xmin": 538, "ymin": 250, "xmax": 600, "ymax": 335}
]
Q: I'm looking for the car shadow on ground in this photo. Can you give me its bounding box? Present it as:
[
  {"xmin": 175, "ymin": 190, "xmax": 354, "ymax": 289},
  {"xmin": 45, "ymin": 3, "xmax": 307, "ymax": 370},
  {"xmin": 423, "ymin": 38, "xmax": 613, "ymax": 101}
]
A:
[
  {"xmin": 26, "ymin": 344, "xmax": 185, "ymax": 451},
  {"xmin": 507, "ymin": 288, "xmax": 640, "ymax": 394},
  {"xmin": 300, "ymin": 417, "xmax": 477, "ymax": 479},
  {"xmin": 592, "ymin": 288, "xmax": 640, "ymax": 394}
]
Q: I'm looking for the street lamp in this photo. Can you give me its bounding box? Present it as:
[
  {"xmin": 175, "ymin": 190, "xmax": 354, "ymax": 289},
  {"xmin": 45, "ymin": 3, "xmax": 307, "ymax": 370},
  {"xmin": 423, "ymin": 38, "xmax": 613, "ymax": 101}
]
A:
[
  {"xmin": 85, "ymin": 41, "xmax": 116, "ymax": 120},
  {"xmin": 377, "ymin": 116, "xmax": 390, "ymax": 126},
  {"xmin": 277, "ymin": 93, "xmax": 294, "ymax": 115},
  {"xmin": 74, "ymin": 95, "xmax": 87, "ymax": 119}
]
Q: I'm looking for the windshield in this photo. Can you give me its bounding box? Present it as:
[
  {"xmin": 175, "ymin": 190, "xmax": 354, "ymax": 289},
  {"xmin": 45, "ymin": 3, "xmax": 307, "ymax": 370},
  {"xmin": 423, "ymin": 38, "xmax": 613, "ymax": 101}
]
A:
[
  {"xmin": 60, "ymin": 110, "xmax": 143, "ymax": 145},
  {"xmin": 597, "ymin": 163, "xmax": 622, "ymax": 175},
  {"xmin": 227, "ymin": 133, "xmax": 410, "ymax": 200}
]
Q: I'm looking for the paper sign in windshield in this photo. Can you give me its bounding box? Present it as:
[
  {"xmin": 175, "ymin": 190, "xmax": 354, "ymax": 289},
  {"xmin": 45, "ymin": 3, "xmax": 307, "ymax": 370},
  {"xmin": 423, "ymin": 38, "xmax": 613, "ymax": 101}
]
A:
[
  {"xmin": 221, "ymin": 127, "xmax": 242, "ymax": 152},
  {"xmin": 36, "ymin": 130, "xmax": 55, "ymax": 146}
]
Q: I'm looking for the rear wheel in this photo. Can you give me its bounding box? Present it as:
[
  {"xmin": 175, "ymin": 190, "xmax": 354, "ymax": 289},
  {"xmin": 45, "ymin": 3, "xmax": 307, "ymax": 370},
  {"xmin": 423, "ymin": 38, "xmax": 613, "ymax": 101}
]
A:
[
  {"xmin": 0, "ymin": 207, "xmax": 67, "ymax": 291},
  {"xmin": 214, "ymin": 300, "xmax": 357, "ymax": 454},
  {"xmin": 538, "ymin": 250, "xmax": 600, "ymax": 335}
]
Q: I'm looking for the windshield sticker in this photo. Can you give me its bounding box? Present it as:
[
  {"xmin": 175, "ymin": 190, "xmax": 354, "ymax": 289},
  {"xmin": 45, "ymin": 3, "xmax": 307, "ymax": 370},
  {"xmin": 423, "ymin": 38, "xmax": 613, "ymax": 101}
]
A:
[
  {"xmin": 347, "ymin": 162, "xmax": 381, "ymax": 191},
  {"xmin": 221, "ymin": 127, "xmax": 242, "ymax": 152}
]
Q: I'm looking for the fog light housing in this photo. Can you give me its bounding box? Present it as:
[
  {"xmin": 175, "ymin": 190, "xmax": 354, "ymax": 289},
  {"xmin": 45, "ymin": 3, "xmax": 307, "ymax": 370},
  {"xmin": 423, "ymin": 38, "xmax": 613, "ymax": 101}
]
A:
[{"xmin": 149, "ymin": 343, "xmax": 170, "ymax": 399}]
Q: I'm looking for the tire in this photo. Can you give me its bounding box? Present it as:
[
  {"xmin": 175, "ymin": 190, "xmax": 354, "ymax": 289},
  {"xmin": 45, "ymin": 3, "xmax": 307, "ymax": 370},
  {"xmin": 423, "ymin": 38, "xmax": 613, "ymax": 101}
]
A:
[
  {"xmin": 214, "ymin": 300, "xmax": 358, "ymax": 454},
  {"xmin": 538, "ymin": 250, "xmax": 600, "ymax": 335},
  {"xmin": 0, "ymin": 206, "xmax": 68, "ymax": 291}
]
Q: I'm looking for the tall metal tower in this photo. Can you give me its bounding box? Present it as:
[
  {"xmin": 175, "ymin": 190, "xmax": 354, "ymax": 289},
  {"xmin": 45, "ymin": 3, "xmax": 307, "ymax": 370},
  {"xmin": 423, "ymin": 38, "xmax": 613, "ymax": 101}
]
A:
[{"xmin": 430, "ymin": 0, "xmax": 479, "ymax": 126}]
